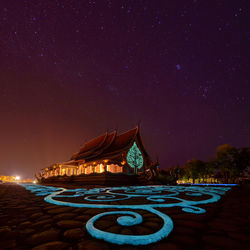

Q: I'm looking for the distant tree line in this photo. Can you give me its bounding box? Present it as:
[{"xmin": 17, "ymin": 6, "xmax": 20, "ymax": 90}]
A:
[{"xmin": 158, "ymin": 144, "xmax": 250, "ymax": 184}]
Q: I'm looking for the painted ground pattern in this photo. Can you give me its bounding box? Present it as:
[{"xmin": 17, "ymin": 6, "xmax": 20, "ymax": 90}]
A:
[
  {"xmin": 22, "ymin": 185, "xmax": 230, "ymax": 245},
  {"xmin": 1, "ymin": 183, "xmax": 249, "ymax": 249}
]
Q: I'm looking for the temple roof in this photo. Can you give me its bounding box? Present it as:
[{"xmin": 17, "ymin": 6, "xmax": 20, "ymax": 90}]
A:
[
  {"xmin": 101, "ymin": 127, "xmax": 138, "ymax": 155},
  {"xmin": 71, "ymin": 126, "xmax": 140, "ymax": 161},
  {"xmin": 79, "ymin": 132, "xmax": 108, "ymax": 154}
]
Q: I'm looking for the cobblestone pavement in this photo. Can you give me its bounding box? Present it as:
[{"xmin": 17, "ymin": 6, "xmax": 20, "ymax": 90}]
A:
[{"xmin": 0, "ymin": 183, "xmax": 249, "ymax": 249}]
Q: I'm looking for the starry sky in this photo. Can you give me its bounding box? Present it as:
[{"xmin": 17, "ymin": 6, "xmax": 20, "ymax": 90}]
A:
[{"xmin": 0, "ymin": 0, "xmax": 249, "ymax": 179}]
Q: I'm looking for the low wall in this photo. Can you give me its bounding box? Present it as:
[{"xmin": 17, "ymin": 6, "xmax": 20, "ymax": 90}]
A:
[{"xmin": 39, "ymin": 172, "xmax": 144, "ymax": 186}]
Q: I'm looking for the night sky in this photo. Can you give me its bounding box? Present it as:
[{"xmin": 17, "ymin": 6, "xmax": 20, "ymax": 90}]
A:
[{"xmin": 0, "ymin": 1, "xmax": 249, "ymax": 179}]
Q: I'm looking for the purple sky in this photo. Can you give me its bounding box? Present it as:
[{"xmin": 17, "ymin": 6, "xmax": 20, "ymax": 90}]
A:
[{"xmin": 0, "ymin": 0, "xmax": 249, "ymax": 179}]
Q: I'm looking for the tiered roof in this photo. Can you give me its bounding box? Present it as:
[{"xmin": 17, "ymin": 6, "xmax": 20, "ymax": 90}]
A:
[{"xmin": 71, "ymin": 126, "xmax": 145, "ymax": 162}]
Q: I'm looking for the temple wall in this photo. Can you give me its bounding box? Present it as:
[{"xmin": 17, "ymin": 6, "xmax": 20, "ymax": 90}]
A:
[
  {"xmin": 43, "ymin": 162, "xmax": 124, "ymax": 178},
  {"xmin": 107, "ymin": 164, "xmax": 123, "ymax": 173}
]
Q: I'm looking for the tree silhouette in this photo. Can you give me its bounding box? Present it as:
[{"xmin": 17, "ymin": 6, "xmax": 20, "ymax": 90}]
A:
[{"xmin": 184, "ymin": 159, "xmax": 204, "ymax": 184}]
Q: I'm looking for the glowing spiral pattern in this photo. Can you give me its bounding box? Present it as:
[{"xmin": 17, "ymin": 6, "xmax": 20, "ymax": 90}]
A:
[
  {"xmin": 86, "ymin": 209, "xmax": 173, "ymax": 245},
  {"xmin": 21, "ymin": 184, "xmax": 233, "ymax": 245}
]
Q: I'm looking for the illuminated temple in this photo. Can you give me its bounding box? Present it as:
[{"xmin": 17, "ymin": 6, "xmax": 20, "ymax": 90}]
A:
[{"xmin": 37, "ymin": 126, "xmax": 152, "ymax": 182}]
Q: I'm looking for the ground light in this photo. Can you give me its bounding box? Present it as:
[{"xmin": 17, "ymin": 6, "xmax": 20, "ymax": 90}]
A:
[
  {"xmin": 22, "ymin": 184, "xmax": 231, "ymax": 246},
  {"xmin": 190, "ymin": 183, "xmax": 238, "ymax": 186}
]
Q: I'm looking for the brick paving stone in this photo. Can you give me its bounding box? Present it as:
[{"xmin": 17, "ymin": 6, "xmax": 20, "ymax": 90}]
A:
[
  {"xmin": 151, "ymin": 242, "xmax": 182, "ymax": 250},
  {"xmin": 134, "ymin": 225, "xmax": 152, "ymax": 234},
  {"xmin": 43, "ymin": 205, "xmax": 60, "ymax": 211},
  {"xmin": 119, "ymin": 247, "xmax": 140, "ymax": 250},
  {"xmin": 24, "ymin": 207, "xmax": 41, "ymax": 212},
  {"xmin": 30, "ymin": 212, "xmax": 44, "ymax": 220},
  {"xmin": 72, "ymin": 208, "xmax": 87, "ymax": 213},
  {"xmin": 19, "ymin": 228, "xmax": 36, "ymax": 236},
  {"xmin": 202, "ymin": 235, "xmax": 240, "ymax": 249},
  {"xmin": 0, "ymin": 225, "xmax": 11, "ymax": 235},
  {"xmin": 0, "ymin": 239, "xmax": 17, "ymax": 249},
  {"xmin": 145, "ymin": 217, "xmax": 162, "ymax": 224},
  {"xmin": 19, "ymin": 221, "xmax": 32, "ymax": 228},
  {"xmin": 84, "ymin": 208, "xmax": 103, "ymax": 215},
  {"xmin": 228, "ymin": 232, "xmax": 250, "ymax": 242},
  {"xmin": 142, "ymin": 213, "xmax": 158, "ymax": 219},
  {"xmin": 32, "ymin": 241, "xmax": 69, "ymax": 250},
  {"xmin": 174, "ymin": 220, "xmax": 206, "ymax": 230},
  {"xmin": 212, "ymin": 218, "xmax": 245, "ymax": 226},
  {"xmin": 57, "ymin": 219, "xmax": 83, "ymax": 229},
  {"xmin": 143, "ymin": 221, "xmax": 160, "ymax": 230},
  {"xmin": 206, "ymin": 229, "xmax": 227, "ymax": 236},
  {"xmin": 120, "ymin": 228, "xmax": 133, "ymax": 235},
  {"xmin": 43, "ymin": 224, "xmax": 53, "ymax": 230},
  {"xmin": 204, "ymin": 246, "xmax": 220, "ymax": 250},
  {"xmin": 47, "ymin": 207, "xmax": 74, "ymax": 214},
  {"xmin": 171, "ymin": 234, "xmax": 198, "ymax": 246},
  {"xmin": 54, "ymin": 212, "xmax": 77, "ymax": 220},
  {"xmin": 77, "ymin": 240, "xmax": 110, "ymax": 250},
  {"xmin": 0, "ymin": 226, "xmax": 20, "ymax": 241},
  {"xmin": 94, "ymin": 219, "xmax": 116, "ymax": 229},
  {"xmin": 119, "ymin": 245, "xmax": 142, "ymax": 250},
  {"xmin": 173, "ymin": 226, "xmax": 197, "ymax": 235},
  {"xmin": 172, "ymin": 213, "xmax": 207, "ymax": 222},
  {"xmin": 75, "ymin": 215, "xmax": 91, "ymax": 221},
  {"xmin": 32, "ymin": 218, "xmax": 53, "ymax": 228},
  {"xmin": 106, "ymin": 225, "xmax": 121, "ymax": 233},
  {"xmin": 208, "ymin": 221, "xmax": 241, "ymax": 232},
  {"xmin": 36, "ymin": 215, "xmax": 51, "ymax": 221},
  {"xmin": 7, "ymin": 218, "xmax": 19, "ymax": 225},
  {"xmin": 28, "ymin": 229, "xmax": 60, "ymax": 246},
  {"xmin": 63, "ymin": 228, "xmax": 86, "ymax": 240},
  {"xmin": 227, "ymin": 217, "xmax": 247, "ymax": 226}
]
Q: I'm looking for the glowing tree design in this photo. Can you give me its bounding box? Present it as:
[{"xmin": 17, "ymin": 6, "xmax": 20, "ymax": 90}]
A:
[{"xmin": 126, "ymin": 142, "xmax": 144, "ymax": 174}]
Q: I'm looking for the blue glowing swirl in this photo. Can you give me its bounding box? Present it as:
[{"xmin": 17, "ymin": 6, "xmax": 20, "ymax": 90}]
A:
[
  {"xmin": 21, "ymin": 184, "xmax": 232, "ymax": 246},
  {"xmin": 86, "ymin": 209, "xmax": 173, "ymax": 245}
]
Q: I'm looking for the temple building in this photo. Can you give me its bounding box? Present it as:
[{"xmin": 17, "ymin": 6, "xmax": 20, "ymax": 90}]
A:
[{"xmin": 38, "ymin": 126, "xmax": 152, "ymax": 179}]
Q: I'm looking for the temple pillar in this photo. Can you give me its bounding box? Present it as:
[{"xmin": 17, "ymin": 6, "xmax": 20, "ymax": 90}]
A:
[{"xmin": 100, "ymin": 164, "xmax": 104, "ymax": 173}]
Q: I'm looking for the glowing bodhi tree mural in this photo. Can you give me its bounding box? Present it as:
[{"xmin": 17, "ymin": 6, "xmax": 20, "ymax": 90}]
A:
[{"xmin": 126, "ymin": 142, "xmax": 144, "ymax": 174}]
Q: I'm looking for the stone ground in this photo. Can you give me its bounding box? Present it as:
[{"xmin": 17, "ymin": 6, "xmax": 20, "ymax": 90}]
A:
[{"xmin": 0, "ymin": 183, "xmax": 249, "ymax": 250}]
